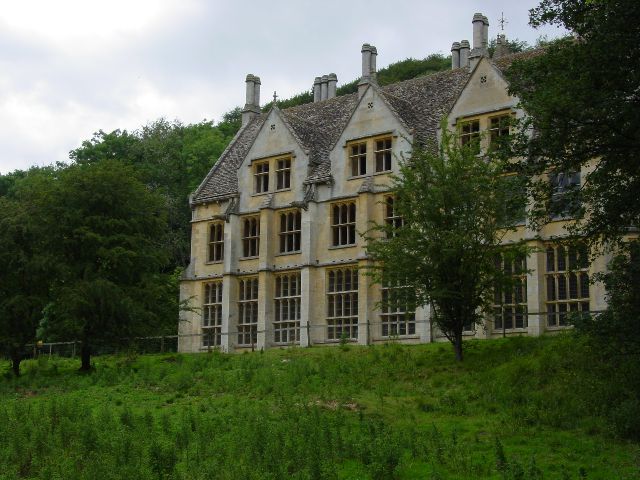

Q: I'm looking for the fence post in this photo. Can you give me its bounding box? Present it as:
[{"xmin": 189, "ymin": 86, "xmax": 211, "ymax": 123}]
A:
[
  {"xmin": 306, "ymin": 322, "xmax": 311, "ymax": 347},
  {"xmin": 72, "ymin": 341, "xmax": 76, "ymax": 358},
  {"xmin": 160, "ymin": 336, "xmax": 165, "ymax": 353}
]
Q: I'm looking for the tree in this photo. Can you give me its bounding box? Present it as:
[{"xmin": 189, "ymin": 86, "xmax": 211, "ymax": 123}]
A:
[
  {"xmin": 506, "ymin": 0, "xmax": 640, "ymax": 247},
  {"xmin": 37, "ymin": 160, "xmax": 173, "ymax": 371},
  {"xmin": 365, "ymin": 127, "xmax": 527, "ymax": 361},
  {"xmin": 0, "ymin": 172, "xmax": 56, "ymax": 376}
]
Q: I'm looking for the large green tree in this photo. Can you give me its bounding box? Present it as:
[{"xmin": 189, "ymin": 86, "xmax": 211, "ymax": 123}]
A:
[
  {"xmin": 366, "ymin": 128, "xmax": 527, "ymax": 361},
  {"xmin": 37, "ymin": 160, "xmax": 173, "ymax": 370},
  {"xmin": 70, "ymin": 117, "xmax": 239, "ymax": 268},
  {"xmin": 506, "ymin": 0, "xmax": 640, "ymax": 245},
  {"xmin": 0, "ymin": 170, "xmax": 56, "ymax": 376}
]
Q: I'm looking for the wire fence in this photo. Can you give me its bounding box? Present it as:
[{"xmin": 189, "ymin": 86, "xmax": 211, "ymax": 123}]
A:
[{"xmin": 2, "ymin": 309, "xmax": 600, "ymax": 362}]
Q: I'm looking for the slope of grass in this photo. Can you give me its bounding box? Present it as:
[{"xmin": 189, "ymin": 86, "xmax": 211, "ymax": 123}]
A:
[{"xmin": 1, "ymin": 335, "xmax": 638, "ymax": 479}]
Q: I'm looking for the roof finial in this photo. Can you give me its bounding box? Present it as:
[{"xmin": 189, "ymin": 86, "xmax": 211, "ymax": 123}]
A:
[{"xmin": 498, "ymin": 12, "xmax": 508, "ymax": 32}]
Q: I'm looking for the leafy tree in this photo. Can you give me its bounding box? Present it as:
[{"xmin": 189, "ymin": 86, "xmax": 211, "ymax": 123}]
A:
[
  {"xmin": 71, "ymin": 118, "xmax": 237, "ymax": 268},
  {"xmin": 365, "ymin": 127, "xmax": 527, "ymax": 361},
  {"xmin": 37, "ymin": 160, "xmax": 173, "ymax": 371},
  {"xmin": 506, "ymin": 0, "xmax": 640, "ymax": 247},
  {"xmin": 0, "ymin": 170, "xmax": 56, "ymax": 376}
]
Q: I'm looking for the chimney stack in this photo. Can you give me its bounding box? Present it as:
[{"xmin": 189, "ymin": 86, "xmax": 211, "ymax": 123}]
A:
[
  {"xmin": 242, "ymin": 74, "xmax": 261, "ymax": 126},
  {"xmin": 459, "ymin": 40, "xmax": 470, "ymax": 68},
  {"xmin": 313, "ymin": 77, "xmax": 322, "ymax": 102},
  {"xmin": 327, "ymin": 73, "xmax": 337, "ymax": 99},
  {"xmin": 472, "ymin": 13, "xmax": 484, "ymax": 52},
  {"xmin": 370, "ymin": 46, "xmax": 378, "ymax": 83},
  {"xmin": 493, "ymin": 34, "xmax": 511, "ymax": 59},
  {"xmin": 361, "ymin": 43, "xmax": 372, "ymax": 80},
  {"xmin": 451, "ymin": 42, "xmax": 461, "ymax": 69},
  {"xmin": 482, "ymin": 15, "xmax": 489, "ymax": 50},
  {"xmin": 320, "ymin": 75, "xmax": 329, "ymax": 100}
]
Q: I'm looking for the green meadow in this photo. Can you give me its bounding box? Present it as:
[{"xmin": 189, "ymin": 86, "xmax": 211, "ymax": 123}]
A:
[{"xmin": 1, "ymin": 335, "xmax": 638, "ymax": 479}]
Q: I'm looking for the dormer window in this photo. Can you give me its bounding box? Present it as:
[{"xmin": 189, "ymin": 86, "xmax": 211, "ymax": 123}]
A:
[
  {"xmin": 460, "ymin": 119, "xmax": 480, "ymax": 153},
  {"xmin": 349, "ymin": 142, "xmax": 367, "ymax": 177},
  {"xmin": 276, "ymin": 157, "xmax": 291, "ymax": 190},
  {"xmin": 375, "ymin": 138, "xmax": 392, "ymax": 172},
  {"xmin": 254, "ymin": 161, "xmax": 269, "ymax": 193},
  {"xmin": 347, "ymin": 135, "xmax": 394, "ymax": 178}
]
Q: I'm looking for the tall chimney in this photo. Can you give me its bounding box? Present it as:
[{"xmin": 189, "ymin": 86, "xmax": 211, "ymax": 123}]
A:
[
  {"xmin": 358, "ymin": 43, "xmax": 372, "ymax": 98},
  {"xmin": 482, "ymin": 15, "xmax": 489, "ymax": 50},
  {"xmin": 459, "ymin": 40, "xmax": 470, "ymax": 68},
  {"xmin": 472, "ymin": 13, "xmax": 484, "ymax": 52},
  {"xmin": 451, "ymin": 42, "xmax": 461, "ymax": 69},
  {"xmin": 320, "ymin": 75, "xmax": 329, "ymax": 101},
  {"xmin": 253, "ymin": 75, "xmax": 261, "ymax": 107},
  {"xmin": 327, "ymin": 73, "xmax": 337, "ymax": 99},
  {"xmin": 242, "ymin": 74, "xmax": 261, "ymax": 126},
  {"xmin": 313, "ymin": 77, "xmax": 321, "ymax": 102},
  {"xmin": 361, "ymin": 43, "xmax": 372, "ymax": 80},
  {"xmin": 370, "ymin": 46, "xmax": 378, "ymax": 83}
]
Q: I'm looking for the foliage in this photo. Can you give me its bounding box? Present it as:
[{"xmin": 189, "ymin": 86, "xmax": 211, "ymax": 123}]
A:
[
  {"xmin": 366, "ymin": 126, "xmax": 527, "ymax": 361},
  {"xmin": 506, "ymin": 0, "xmax": 640, "ymax": 247},
  {"xmin": 0, "ymin": 336, "xmax": 638, "ymax": 478},
  {"xmin": 0, "ymin": 170, "xmax": 58, "ymax": 376},
  {"xmin": 70, "ymin": 117, "xmax": 240, "ymax": 268},
  {"xmin": 32, "ymin": 160, "xmax": 174, "ymax": 370},
  {"xmin": 487, "ymin": 37, "xmax": 532, "ymax": 57}
]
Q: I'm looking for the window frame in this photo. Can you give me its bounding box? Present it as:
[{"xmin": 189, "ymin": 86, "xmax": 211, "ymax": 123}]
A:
[
  {"xmin": 275, "ymin": 157, "xmax": 292, "ymax": 191},
  {"xmin": 237, "ymin": 276, "xmax": 259, "ymax": 347},
  {"xmin": 331, "ymin": 201, "xmax": 357, "ymax": 247},
  {"xmin": 374, "ymin": 137, "xmax": 393, "ymax": 173},
  {"xmin": 254, "ymin": 161, "xmax": 270, "ymax": 194},
  {"xmin": 326, "ymin": 267, "xmax": 359, "ymax": 341},
  {"xmin": 493, "ymin": 253, "xmax": 528, "ymax": 332},
  {"xmin": 379, "ymin": 278, "xmax": 416, "ymax": 337},
  {"xmin": 349, "ymin": 142, "xmax": 367, "ymax": 177},
  {"xmin": 273, "ymin": 272, "xmax": 301, "ymax": 345},
  {"xmin": 202, "ymin": 281, "xmax": 223, "ymax": 347},
  {"xmin": 459, "ymin": 119, "xmax": 480, "ymax": 153},
  {"xmin": 545, "ymin": 243, "xmax": 590, "ymax": 328},
  {"xmin": 278, "ymin": 209, "xmax": 302, "ymax": 254},
  {"xmin": 241, "ymin": 216, "xmax": 260, "ymax": 258},
  {"xmin": 207, "ymin": 221, "xmax": 224, "ymax": 262}
]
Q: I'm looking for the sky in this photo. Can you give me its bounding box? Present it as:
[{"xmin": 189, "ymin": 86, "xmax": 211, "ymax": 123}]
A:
[{"xmin": 0, "ymin": 0, "xmax": 565, "ymax": 174}]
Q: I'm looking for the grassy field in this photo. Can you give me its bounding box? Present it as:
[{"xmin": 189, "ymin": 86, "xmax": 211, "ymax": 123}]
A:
[{"xmin": 1, "ymin": 335, "xmax": 638, "ymax": 479}]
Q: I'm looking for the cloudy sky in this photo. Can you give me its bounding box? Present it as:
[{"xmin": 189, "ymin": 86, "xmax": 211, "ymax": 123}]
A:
[{"xmin": 0, "ymin": 0, "xmax": 564, "ymax": 174}]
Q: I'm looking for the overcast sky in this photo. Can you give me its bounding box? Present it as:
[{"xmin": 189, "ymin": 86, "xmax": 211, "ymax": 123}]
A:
[{"xmin": 0, "ymin": 0, "xmax": 565, "ymax": 174}]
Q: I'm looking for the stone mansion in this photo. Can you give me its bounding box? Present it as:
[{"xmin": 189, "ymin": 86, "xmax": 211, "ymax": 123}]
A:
[{"xmin": 178, "ymin": 13, "xmax": 608, "ymax": 352}]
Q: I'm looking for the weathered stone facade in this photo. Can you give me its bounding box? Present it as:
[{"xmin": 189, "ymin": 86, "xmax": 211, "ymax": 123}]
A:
[{"xmin": 178, "ymin": 13, "xmax": 609, "ymax": 352}]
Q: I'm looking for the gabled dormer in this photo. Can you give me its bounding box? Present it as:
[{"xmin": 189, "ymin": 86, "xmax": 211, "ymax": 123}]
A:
[{"xmin": 238, "ymin": 106, "xmax": 313, "ymax": 211}]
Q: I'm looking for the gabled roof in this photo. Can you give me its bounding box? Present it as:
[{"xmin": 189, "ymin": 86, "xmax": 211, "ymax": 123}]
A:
[{"xmin": 191, "ymin": 50, "xmax": 536, "ymax": 205}]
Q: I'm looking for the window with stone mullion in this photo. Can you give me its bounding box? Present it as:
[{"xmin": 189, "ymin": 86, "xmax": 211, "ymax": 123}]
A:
[
  {"xmin": 276, "ymin": 158, "xmax": 291, "ymax": 190},
  {"xmin": 208, "ymin": 222, "xmax": 224, "ymax": 262},
  {"xmin": 326, "ymin": 268, "xmax": 359, "ymax": 341},
  {"xmin": 349, "ymin": 142, "xmax": 367, "ymax": 177},
  {"xmin": 279, "ymin": 210, "xmax": 301, "ymax": 253},
  {"xmin": 242, "ymin": 217, "xmax": 260, "ymax": 257},
  {"xmin": 380, "ymin": 278, "xmax": 415, "ymax": 337},
  {"xmin": 375, "ymin": 137, "xmax": 392, "ymax": 172},
  {"xmin": 545, "ymin": 244, "xmax": 590, "ymax": 327},
  {"xmin": 493, "ymin": 254, "xmax": 528, "ymax": 331},
  {"xmin": 331, "ymin": 202, "xmax": 356, "ymax": 246},
  {"xmin": 203, "ymin": 281, "xmax": 223, "ymax": 347},
  {"xmin": 274, "ymin": 272, "xmax": 301, "ymax": 344},
  {"xmin": 238, "ymin": 277, "xmax": 259, "ymax": 346}
]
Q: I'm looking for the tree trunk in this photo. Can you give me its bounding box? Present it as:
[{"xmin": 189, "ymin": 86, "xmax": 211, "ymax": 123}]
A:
[
  {"xmin": 453, "ymin": 332, "xmax": 464, "ymax": 362},
  {"xmin": 80, "ymin": 342, "xmax": 92, "ymax": 372},
  {"xmin": 10, "ymin": 346, "xmax": 22, "ymax": 377}
]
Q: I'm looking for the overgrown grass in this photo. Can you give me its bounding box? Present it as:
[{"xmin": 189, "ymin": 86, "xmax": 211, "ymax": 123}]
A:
[{"xmin": 1, "ymin": 335, "xmax": 639, "ymax": 479}]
